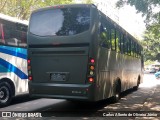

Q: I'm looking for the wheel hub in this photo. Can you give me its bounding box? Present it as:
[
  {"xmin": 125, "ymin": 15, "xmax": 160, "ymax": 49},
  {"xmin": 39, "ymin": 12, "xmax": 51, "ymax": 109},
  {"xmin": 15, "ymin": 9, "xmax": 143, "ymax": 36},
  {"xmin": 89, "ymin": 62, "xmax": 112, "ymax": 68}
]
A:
[
  {"xmin": 116, "ymin": 94, "xmax": 119, "ymax": 98},
  {"xmin": 0, "ymin": 91, "xmax": 4, "ymax": 98},
  {"xmin": 0, "ymin": 86, "xmax": 9, "ymax": 102}
]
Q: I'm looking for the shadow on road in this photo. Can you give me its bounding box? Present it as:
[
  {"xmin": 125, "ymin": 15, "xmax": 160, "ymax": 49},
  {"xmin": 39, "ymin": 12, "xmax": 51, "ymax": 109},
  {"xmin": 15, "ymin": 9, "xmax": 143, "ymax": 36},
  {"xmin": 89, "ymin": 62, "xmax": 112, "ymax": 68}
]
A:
[
  {"xmin": 11, "ymin": 94, "xmax": 37, "ymax": 105},
  {"xmin": 41, "ymin": 88, "xmax": 136, "ymax": 117}
]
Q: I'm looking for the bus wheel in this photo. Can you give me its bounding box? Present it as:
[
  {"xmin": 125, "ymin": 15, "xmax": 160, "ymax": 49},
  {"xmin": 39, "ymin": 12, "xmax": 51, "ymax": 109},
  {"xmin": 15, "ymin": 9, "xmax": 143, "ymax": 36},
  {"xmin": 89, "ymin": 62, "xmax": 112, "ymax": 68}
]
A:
[
  {"xmin": 0, "ymin": 82, "xmax": 13, "ymax": 107},
  {"xmin": 112, "ymin": 80, "xmax": 121, "ymax": 103}
]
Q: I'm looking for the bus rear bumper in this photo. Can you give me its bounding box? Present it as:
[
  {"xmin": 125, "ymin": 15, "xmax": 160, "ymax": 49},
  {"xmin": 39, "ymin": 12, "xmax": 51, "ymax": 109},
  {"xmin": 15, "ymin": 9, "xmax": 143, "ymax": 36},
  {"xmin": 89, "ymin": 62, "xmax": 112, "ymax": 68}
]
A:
[{"xmin": 29, "ymin": 82, "xmax": 94, "ymax": 101}]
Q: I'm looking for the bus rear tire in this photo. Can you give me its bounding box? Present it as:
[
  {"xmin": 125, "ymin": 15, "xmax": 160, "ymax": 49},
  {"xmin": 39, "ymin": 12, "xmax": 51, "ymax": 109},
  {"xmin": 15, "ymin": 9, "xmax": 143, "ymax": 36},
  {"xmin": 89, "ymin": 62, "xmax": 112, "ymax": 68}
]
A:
[
  {"xmin": 133, "ymin": 77, "xmax": 140, "ymax": 90},
  {"xmin": 112, "ymin": 80, "xmax": 121, "ymax": 103},
  {"xmin": 0, "ymin": 82, "xmax": 13, "ymax": 107}
]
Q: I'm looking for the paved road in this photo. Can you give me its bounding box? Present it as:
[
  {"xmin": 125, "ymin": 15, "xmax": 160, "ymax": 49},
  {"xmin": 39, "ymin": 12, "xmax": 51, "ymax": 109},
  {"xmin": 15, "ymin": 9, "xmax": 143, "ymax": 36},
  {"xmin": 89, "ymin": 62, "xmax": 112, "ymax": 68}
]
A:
[{"xmin": 0, "ymin": 74, "xmax": 160, "ymax": 119}]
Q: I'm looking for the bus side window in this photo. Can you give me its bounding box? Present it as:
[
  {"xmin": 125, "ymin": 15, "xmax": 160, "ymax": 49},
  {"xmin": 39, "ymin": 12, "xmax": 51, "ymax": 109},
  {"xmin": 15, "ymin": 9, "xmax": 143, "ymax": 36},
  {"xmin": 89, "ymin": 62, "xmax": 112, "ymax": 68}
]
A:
[
  {"xmin": 18, "ymin": 32, "xmax": 27, "ymax": 47},
  {"xmin": 16, "ymin": 23, "xmax": 27, "ymax": 47},
  {"xmin": 131, "ymin": 40, "xmax": 134, "ymax": 57},
  {"xmin": 0, "ymin": 23, "xmax": 5, "ymax": 44},
  {"xmin": 111, "ymin": 29, "xmax": 116, "ymax": 51},
  {"xmin": 6, "ymin": 38, "xmax": 19, "ymax": 46},
  {"xmin": 123, "ymin": 36, "xmax": 128, "ymax": 55},
  {"xmin": 120, "ymin": 34, "xmax": 124, "ymax": 53},
  {"xmin": 128, "ymin": 39, "xmax": 131, "ymax": 55},
  {"xmin": 116, "ymin": 30, "xmax": 120, "ymax": 52},
  {"xmin": 3, "ymin": 25, "xmax": 17, "ymax": 46},
  {"xmin": 16, "ymin": 30, "xmax": 27, "ymax": 47},
  {"xmin": 134, "ymin": 43, "xmax": 137, "ymax": 57},
  {"xmin": 99, "ymin": 19, "xmax": 110, "ymax": 49},
  {"xmin": 133, "ymin": 42, "xmax": 136, "ymax": 57},
  {"xmin": 138, "ymin": 45, "xmax": 141, "ymax": 58}
]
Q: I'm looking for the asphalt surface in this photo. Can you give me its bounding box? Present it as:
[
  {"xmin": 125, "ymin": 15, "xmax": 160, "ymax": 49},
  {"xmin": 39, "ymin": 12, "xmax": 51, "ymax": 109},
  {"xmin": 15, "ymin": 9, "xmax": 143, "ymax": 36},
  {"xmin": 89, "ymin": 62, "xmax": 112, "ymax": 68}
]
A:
[{"xmin": 0, "ymin": 73, "xmax": 160, "ymax": 120}]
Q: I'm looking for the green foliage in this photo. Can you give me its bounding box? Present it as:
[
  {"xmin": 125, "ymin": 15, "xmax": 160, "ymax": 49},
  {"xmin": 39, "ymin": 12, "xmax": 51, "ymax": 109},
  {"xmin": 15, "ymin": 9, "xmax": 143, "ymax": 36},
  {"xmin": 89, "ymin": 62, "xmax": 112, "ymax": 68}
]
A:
[
  {"xmin": 116, "ymin": 0, "xmax": 160, "ymax": 62},
  {"xmin": 82, "ymin": 0, "xmax": 93, "ymax": 4},
  {"xmin": 0, "ymin": 0, "xmax": 93, "ymax": 20},
  {"xmin": 116, "ymin": 0, "xmax": 160, "ymax": 25},
  {"xmin": 144, "ymin": 60, "xmax": 155, "ymax": 65},
  {"xmin": 0, "ymin": 0, "xmax": 74, "ymax": 20},
  {"xmin": 141, "ymin": 23, "xmax": 160, "ymax": 61}
]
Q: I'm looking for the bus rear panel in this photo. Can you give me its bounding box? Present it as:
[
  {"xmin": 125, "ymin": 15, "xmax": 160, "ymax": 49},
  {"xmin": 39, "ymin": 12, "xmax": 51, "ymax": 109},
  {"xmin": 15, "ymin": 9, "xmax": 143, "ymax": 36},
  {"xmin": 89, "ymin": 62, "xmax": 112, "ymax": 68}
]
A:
[
  {"xmin": 28, "ymin": 4, "xmax": 143, "ymax": 102},
  {"xmin": 28, "ymin": 4, "xmax": 97, "ymax": 101}
]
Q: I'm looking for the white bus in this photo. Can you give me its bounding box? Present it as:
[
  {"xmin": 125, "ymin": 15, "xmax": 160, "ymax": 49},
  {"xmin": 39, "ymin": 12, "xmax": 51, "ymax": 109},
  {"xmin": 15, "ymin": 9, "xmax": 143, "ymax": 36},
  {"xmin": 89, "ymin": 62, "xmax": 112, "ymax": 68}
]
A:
[{"xmin": 0, "ymin": 13, "xmax": 28, "ymax": 107}]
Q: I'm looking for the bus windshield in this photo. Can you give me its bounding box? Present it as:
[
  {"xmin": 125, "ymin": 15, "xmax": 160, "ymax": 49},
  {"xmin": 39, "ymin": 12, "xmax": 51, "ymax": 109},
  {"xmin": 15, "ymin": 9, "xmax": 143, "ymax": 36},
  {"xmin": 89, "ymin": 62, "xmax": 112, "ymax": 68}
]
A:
[{"xmin": 29, "ymin": 7, "xmax": 90, "ymax": 36}]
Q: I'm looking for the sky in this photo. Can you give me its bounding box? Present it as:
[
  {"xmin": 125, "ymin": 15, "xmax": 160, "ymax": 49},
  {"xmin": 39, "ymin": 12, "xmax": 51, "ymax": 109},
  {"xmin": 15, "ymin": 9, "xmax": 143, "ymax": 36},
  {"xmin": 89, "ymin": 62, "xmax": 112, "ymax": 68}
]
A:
[
  {"xmin": 75, "ymin": 0, "xmax": 146, "ymax": 40},
  {"xmin": 118, "ymin": 5, "xmax": 146, "ymax": 39}
]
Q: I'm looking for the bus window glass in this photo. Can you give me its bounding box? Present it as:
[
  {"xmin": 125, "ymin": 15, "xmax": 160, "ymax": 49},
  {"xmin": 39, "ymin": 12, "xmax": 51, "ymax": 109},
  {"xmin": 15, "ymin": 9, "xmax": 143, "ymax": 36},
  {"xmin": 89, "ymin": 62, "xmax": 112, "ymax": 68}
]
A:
[
  {"xmin": 16, "ymin": 23, "xmax": 27, "ymax": 47},
  {"xmin": 133, "ymin": 42, "xmax": 136, "ymax": 57},
  {"xmin": 100, "ymin": 18, "xmax": 111, "ymax": 49},
  {"xmin": 116, "ymin": 30, "xmax": 120, "ymax": 52},
  {"xmin": 1, "ymin": 23, "xmax": 27, "ymax": 47},
  {"xmin": 111, "ymin": 29, "xmax": 115, "ymax": 50},
  {"xmin": 124, "ymin": 36, "xmax": 128, "ymax": 55},
  {"xmin": 138, "ymin": 45, "xmax": 141, "ymax": 58},
  {"xmin": 135, "ymin": 43, "xmax": 138, "ymax": 57},
  {"xmin": 0, "ymin": 24, "xmax": 5, "ymax": 44},
  {"xmin": 120, "ymin": 34, "xmax": 124, "ymax": 53},
  {"xmin": 30, "ymin": 7, "xmax": 90, "ymax": 36},
  {"xmin": 128, "ymin": 39, "xmax": 131, "ymax": 55},
  {"xmin": 131, "ymin": 40, "xmax": 134, "ymax": 56}
]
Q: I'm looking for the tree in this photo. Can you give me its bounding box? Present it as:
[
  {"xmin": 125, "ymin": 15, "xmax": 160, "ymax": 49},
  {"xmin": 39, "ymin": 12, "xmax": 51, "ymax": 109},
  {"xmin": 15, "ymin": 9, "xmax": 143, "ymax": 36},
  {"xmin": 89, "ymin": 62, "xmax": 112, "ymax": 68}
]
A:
[
  {"xmin": 116, "ymin": 0, "xmax": 160, "ymax": 25},
  {"xmin": 0, "ymin": 0, "xmax": 73, "ymax": 20},
  {"xmin": 116, "ymin": 0, "xmax": 160, "ymax": 62},
  {"xmin": 141, "ymin": 23, "xmax": 160, "ymax": 61},
  {"xmin": 82, "ymin": 0, "xmax": 93, "ymax": 4}
]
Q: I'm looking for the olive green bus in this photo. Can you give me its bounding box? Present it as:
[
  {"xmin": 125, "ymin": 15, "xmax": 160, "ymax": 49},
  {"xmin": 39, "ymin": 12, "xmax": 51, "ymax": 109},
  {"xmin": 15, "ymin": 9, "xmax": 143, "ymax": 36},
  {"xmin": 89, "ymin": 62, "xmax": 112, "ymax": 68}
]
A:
[{"xmin": 27, "ymin": 4, "xmax": 143, "ymax": 102}]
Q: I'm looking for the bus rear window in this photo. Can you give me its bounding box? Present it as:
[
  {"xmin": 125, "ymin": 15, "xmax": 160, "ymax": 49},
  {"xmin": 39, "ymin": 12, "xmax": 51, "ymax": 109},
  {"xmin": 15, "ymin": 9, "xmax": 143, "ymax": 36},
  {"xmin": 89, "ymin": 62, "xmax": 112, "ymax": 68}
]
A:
[{"xmin": 29, "ymin": 7, "xmax": 90, "ymax": 36}]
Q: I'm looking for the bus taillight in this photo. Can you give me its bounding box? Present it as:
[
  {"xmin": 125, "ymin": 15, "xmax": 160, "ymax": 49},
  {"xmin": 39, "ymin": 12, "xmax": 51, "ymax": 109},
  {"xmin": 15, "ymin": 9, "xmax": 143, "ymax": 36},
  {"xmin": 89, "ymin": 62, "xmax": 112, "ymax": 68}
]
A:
[
  {"xmin": 90, "ymin": 58, "xmax": 95, "ymax": 63},
  {"xmin": 89, "ymin": 77, "xmax": 94, "ymax": 83},
  {"xmin": 29, "ymin": 76, "xmax": 32, "ymax": 81},
  {"xmin": 27, "ymin": 59, "xmax": 31, "ymax": 64},
  {"xmin": 89, "ymin": 71, "xmax": 94, "ymax": 75},
  {"xmin": 27, "ymin": 59, "xmax": 32, "ymax": 81},
  {"xmin": 90, "ymin": 65, "xmax": 94, "ymax": 70},
  {"xmin": 87, "ymin": 58, "xmax": 95, "ymax": 83}
]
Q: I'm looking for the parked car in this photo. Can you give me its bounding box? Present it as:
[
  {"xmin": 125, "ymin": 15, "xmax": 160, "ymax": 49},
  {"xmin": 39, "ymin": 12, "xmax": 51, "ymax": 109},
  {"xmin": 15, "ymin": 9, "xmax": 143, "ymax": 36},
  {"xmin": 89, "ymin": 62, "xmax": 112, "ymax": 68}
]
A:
[{"xmin": 144, "ymin": 67, "xmax": 156, "ymax": 73}]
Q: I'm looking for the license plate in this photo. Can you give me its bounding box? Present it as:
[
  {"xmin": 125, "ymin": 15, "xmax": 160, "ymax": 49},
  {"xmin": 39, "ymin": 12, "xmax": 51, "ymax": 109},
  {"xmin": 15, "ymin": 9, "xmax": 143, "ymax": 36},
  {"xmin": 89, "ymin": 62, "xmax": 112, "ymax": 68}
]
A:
[{"xmin": 50, "ymin": 73, "xmax": 67, "ymax": 81}]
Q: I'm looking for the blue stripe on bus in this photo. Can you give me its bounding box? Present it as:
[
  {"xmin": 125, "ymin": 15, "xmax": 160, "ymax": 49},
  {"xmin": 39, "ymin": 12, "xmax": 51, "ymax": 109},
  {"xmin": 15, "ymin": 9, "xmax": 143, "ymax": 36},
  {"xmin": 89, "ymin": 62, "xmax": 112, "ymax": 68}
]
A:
[
  {"xmin": 0, "ymin": 46, "xmax": 27, "ymax": 59},
  {"xmin": 0, "ymin": 58, "xmax": 28, "ymax": 79},
  {"xmin": 0, "ymin": 46, "xmax": 27, "ymax": 54},
  {"xmin": 0, "ymin": 64, "xmax": 11, "ymax": 72}
]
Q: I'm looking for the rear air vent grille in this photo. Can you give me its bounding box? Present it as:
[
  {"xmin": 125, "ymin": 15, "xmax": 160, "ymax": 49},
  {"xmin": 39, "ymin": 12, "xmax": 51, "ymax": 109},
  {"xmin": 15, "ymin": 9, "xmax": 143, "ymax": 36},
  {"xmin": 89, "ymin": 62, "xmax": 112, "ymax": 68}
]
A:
[
  {"xmin": 32, "ymin": 50, "xmax": 86, "ymax": 55},
  {"xmin": 29, "ymin": 43, "xmax": 89, "ymax": 48}
]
